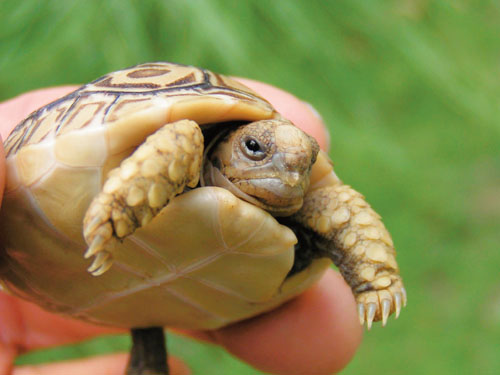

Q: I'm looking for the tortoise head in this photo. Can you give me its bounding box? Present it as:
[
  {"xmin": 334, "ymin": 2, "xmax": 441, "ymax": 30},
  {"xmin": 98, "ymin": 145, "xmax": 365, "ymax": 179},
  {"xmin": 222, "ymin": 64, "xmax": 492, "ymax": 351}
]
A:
[{"xmin": 203, "ymin": 119, "xmax": 320, "ymax": 216}]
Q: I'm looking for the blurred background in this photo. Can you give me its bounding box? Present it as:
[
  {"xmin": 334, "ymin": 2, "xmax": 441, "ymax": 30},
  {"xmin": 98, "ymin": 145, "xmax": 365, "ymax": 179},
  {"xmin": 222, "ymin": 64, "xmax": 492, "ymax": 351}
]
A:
[{"xmin": 1, "ymin": 0, "xmax": 499, "ymax": 373}]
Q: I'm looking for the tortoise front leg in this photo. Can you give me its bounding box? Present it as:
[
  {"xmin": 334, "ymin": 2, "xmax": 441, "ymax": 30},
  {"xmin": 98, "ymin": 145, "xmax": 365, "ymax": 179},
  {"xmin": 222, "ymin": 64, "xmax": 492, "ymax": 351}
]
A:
[
  {"xmin": 82, "ymin": 119, "xmax": 203, "ymax": 275},
  {"xmin": 294, "ymin": 182, "xmax": 406, "ymax": 329}
]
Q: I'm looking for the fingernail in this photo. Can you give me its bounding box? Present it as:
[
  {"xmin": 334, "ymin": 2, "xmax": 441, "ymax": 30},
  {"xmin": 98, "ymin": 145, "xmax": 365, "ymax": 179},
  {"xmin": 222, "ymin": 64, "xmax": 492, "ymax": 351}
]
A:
[{"xmin": 303, "ymin": 101, "xmax": 323, "ymax": 121}]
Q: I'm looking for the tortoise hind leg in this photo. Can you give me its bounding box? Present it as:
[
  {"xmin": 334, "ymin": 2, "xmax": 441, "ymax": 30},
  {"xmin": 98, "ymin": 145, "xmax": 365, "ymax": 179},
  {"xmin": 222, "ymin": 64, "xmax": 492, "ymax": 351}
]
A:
[
  {"xmin": 82, "ymin": 119, "xmax": 204, "ymax": 276},
  {"xmin": 127, "ymin": 327, "xmax": 168, "ymax": 375},
  {"xmin": 293, "ymin": 182, "xmax": 406, "ymax": 329}
]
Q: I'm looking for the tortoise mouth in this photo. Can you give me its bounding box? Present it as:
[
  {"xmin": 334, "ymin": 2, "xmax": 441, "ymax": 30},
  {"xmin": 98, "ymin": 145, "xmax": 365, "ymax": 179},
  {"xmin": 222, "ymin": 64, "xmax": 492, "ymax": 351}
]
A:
[
  {"xmin": 201, "ymin": 161, "xmax": 303, "ymax": 216},
  {"xmin": 232, "ymin": 178, "xmax": 305, "ymax": 216}
]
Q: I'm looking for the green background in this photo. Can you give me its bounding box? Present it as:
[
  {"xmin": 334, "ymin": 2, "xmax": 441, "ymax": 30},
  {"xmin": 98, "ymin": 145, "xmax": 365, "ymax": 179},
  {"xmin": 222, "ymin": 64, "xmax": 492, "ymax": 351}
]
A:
[{"xmin": 2, "ymin": 0, "xmax": 499, "ymax": 373}]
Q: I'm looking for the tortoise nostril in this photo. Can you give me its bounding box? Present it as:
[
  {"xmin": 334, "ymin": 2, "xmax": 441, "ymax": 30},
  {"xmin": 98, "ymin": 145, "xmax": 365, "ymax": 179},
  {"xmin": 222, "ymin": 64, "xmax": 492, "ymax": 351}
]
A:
[{"xmin": 273, "ymin": 150, "xmax": 312, "ymax": 173}]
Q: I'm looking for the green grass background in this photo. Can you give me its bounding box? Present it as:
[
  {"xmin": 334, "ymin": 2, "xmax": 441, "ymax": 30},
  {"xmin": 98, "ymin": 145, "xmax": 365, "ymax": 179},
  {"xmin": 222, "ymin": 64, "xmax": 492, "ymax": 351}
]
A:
[{"xmin": 1, "ymin": 0, "xmax": 499, "ymax": 373}]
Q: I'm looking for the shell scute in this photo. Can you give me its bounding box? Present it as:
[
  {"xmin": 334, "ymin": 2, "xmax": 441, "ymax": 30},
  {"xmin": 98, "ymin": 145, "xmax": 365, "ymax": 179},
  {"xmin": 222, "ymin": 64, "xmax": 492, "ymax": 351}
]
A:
[
  {"xmin": 15, "ymin": 142, "xmax": 56, "ymax": 187},
  {"xmin": 5, "ymin": 62, "xmax": 275, "ymax": 160}
]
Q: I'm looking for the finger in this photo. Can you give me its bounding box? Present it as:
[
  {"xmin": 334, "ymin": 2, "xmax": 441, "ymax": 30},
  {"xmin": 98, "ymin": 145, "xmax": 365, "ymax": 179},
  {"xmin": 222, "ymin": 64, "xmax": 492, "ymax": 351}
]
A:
[
  {"xmin": 235, "ymin": 78, "xmax": 330, "ymax": 151},
  {"xmin": 0, "ymin": 341, "xmax": 16, "ymax": 375},
  {"xmin": 189, "ymin": 270, "xmax": 363, "ymax": 375},
  {"xmin": 0, "ymin": 292, "xmax": 123, "ymax": 352},
  {"xmin": 12, "ymin": 352, "xmax": 190, "ymax": 375}
]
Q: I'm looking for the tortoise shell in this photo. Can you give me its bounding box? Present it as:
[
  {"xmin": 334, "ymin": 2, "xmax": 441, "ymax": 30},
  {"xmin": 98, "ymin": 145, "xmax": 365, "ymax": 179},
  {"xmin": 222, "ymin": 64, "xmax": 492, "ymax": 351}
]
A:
[{"xmin": 0, "ymin": 62, "xmax": 332, "ymax": 329}]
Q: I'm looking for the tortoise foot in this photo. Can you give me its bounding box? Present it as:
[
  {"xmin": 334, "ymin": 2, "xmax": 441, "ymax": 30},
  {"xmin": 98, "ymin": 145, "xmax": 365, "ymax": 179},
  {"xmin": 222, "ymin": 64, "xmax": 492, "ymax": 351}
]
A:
[
  {"xmin": 291, "ymin": 181, "xmax": 407, "ymax": 330},
  {"xmin": 356, "ymin": 278, "xmax": 407, "ymax": 330},
  {"xmin": 126, "ymin": 327, "xmax": 168, "ymax": 375}
]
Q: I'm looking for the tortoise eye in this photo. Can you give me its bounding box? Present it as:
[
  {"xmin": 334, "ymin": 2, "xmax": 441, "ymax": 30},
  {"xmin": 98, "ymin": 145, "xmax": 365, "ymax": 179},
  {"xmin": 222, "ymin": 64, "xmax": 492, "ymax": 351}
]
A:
[
  {"xmin": 242, "ymin": 137, "xmax": 266, "ymax": 160},
  {"xmin": 246, "ymin": 139, "xmax": 260, "ymax": 152}
]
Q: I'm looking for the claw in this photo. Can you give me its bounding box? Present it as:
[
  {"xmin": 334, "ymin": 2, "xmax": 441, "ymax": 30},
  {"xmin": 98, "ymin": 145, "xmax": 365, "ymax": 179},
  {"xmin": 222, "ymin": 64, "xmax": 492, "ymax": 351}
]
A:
[
  {"xmin": 366, "ymin": 303, "xmax": 377, "ymax": 330},
  {"xmin": 381, "ymin": 299, "xmax": 390, "ymax": 326},
  {"xmin": 87, "ymin": 251, "xmax": 110, "ymax": 273},
  {"xmin": 394, "ymin": 292, "xmax": 402, "ymax": 318},
  {"xmin": 84, "ymin": 235, "xmax": 105, "ymax": 259},
  {"xmin": 84, "ymin": 216, "xmax": 104, "ymax": 239},
  {"xmin": 91, "ymin": 257, "xmax": 114, "ymax": 276},
  {"xmin": 357, "ymin": 303, "xmax": 365, "ymax": 326},
  {"xmin": 401, "ymin": 287, "xmax": 407, "ymax": 306}
]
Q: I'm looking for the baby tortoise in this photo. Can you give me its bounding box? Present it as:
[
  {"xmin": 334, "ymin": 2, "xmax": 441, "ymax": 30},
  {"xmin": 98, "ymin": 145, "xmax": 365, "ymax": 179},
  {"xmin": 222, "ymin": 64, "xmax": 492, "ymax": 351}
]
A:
[{"xmin": 0, "ymin": 62, "xmax": 406, "ymax": 375}]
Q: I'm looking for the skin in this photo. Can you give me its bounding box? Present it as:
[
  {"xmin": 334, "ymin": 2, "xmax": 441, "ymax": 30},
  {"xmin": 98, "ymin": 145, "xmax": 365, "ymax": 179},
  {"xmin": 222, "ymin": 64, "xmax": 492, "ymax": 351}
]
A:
[
  {"xmin": 205, "ymin": 119, "xmax": 319, "ymax": 216},
  {"xmin": 0, "ymin": 80, "xmax": 362, "ymax": 375}
]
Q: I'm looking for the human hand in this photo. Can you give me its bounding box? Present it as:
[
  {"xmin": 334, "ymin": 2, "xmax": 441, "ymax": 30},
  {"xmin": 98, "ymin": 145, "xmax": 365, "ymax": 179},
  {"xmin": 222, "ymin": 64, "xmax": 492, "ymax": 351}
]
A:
[{"xmin": 0, "ymin": 80, "xmax": 362, "ymax": 375}]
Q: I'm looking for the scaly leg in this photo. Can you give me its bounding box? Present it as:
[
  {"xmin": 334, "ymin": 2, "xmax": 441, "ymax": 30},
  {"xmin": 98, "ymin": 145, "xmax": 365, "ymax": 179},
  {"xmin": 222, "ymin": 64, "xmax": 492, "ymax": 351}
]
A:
[
  {"xmin": 294, "ymin": 183, "xmax": 406, "ymax": 329},
  {"xmin": 83, "ymin": 119, "xmax": 203, "ymax": 276}
]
